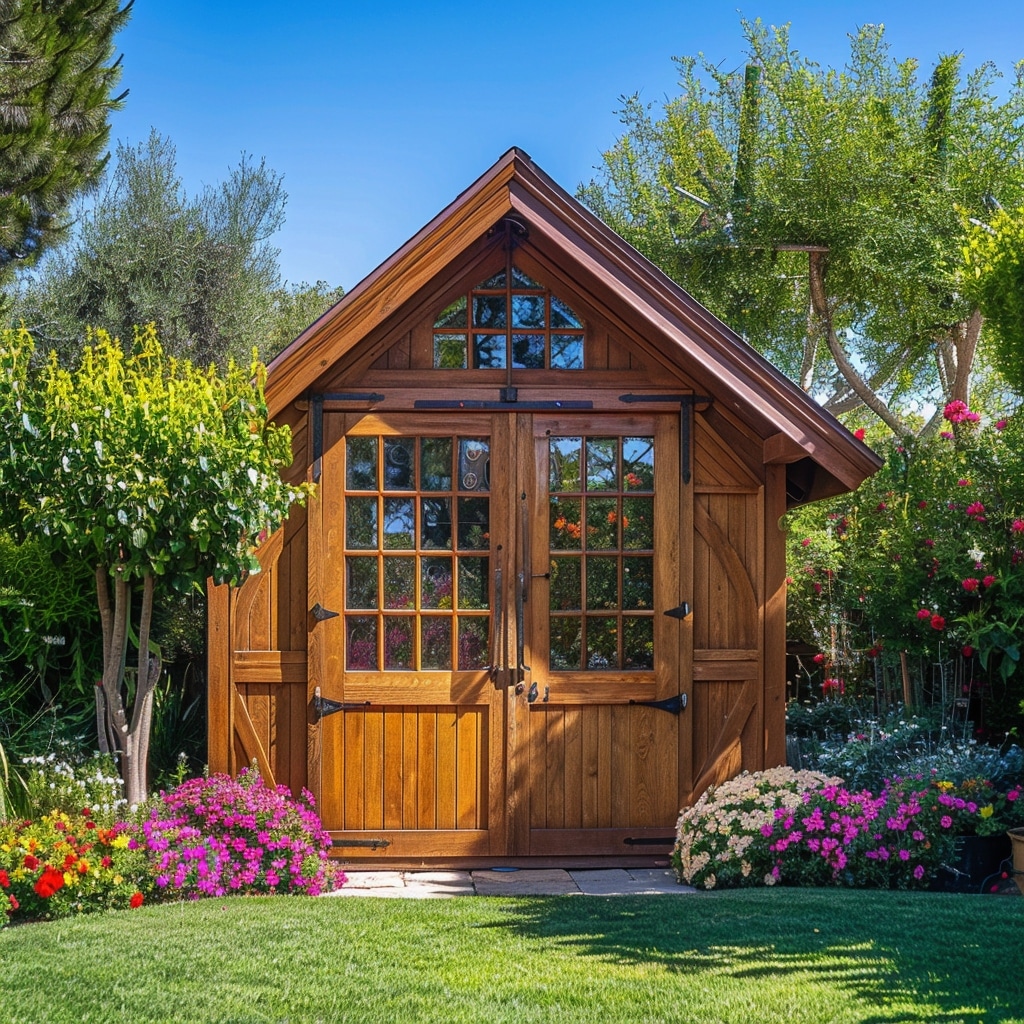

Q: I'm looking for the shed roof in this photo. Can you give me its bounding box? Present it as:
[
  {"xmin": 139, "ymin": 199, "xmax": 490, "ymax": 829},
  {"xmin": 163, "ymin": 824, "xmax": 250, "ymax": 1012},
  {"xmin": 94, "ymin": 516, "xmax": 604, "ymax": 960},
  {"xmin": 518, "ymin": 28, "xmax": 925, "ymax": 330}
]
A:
[{"xmin": 266, "ymin": 148, "xmax": 881, "ymax": 503}]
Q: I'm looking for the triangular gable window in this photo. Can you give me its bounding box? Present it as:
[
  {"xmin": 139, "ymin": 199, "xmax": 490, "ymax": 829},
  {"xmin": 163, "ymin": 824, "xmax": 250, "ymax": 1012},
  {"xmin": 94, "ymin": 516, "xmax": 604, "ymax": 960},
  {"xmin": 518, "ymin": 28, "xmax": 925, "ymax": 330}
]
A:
[{"xmin": 433, "ymin": 267, "xmax": 584, "ymax": 370}]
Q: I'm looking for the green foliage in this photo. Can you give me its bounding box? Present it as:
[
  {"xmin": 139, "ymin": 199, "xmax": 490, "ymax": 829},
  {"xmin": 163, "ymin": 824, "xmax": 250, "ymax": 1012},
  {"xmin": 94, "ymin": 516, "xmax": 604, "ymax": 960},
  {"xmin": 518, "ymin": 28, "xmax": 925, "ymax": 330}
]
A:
[
  {"xmin": 787, "ymin": 404, "xmax": 1024, "ymax": 736},
  {"xmin": 0, "ymin": 0, "xmax": 130, "ymax": 285},
  {"xmin": 962, "ymin": 204, "xmax": 1024, "ymax": 392},
  {"xmin": 18, "ymin": 749, "xmax": 126, "ymax": 823},
  {"xmin": 263, "ymin": 279, "xmax": 346, "ymax": 361},
  {"xmin": 13, "ymin": 131, "xmax": 295, "ymax": 368},
  {"xmin": 580, "ymin": 20, "xmax": 1024, "ymax": 426}
]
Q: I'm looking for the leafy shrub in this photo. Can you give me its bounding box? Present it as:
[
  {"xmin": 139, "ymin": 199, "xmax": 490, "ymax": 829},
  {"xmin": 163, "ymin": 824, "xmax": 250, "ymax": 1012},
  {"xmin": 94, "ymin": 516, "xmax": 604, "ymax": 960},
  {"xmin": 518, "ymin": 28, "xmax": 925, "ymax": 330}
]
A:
[
  {"xmin": 20, "ymin": 750, "xmax": 127, "ymax": 824},
  {"xmin": 137, "ymin": 769, "xmax": 336, "ymax": 898},
  {"xmin": 0, "ymin": 808, "xmax": 151, "ymax": 926}
]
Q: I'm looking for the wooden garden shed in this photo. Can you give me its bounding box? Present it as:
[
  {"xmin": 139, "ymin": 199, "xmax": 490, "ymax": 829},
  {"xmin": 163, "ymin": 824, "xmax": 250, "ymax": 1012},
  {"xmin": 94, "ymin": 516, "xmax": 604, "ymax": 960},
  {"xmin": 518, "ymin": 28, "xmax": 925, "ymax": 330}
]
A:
[{"xmin": 207, "ymin": 149, "xmax": 880, "ymax": 866}]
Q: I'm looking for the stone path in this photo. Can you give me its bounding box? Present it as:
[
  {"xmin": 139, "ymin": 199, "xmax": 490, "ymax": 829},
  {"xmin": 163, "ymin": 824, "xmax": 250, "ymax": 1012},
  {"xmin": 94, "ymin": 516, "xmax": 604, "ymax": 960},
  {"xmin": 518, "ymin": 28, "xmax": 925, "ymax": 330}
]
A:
[{"xmin": 322, "ymin": 866, "xmax": 696, "ymax": 898}]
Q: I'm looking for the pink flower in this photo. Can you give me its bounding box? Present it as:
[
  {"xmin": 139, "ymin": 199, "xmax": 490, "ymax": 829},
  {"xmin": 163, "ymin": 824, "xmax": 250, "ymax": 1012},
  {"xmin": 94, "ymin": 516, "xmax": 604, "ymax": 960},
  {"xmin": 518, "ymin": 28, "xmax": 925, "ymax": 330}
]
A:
[
  {"xmin": 854, "ymin": 428, "xmax": 866, "ymax": 440},
  {"xmin": 996, "ymin": 419, "xmax": 1008, "ymax": 430},
  {"xmin": 940, "ymin": 815, "xmax": 952, "ymax": 828},
  {"xmin": 930, "ymin": 614, "xmax": 946, "ymax": 631},
  {"xmin": 916, "ymin": 608, "xmax": 932, "ymax": 621},
  {"xmin": 1013, "ymin": 520, "xmax": 1024, "ymax": 533},
  {"xmin": 983, "ymin": 575, "xmax": 996, "ymax": 587},
  {"xmin": 962, "ymin": 578, "xmax": 979, "ymax": 592},
  {"xmin": 813, "ymin": 582, "xmax": 823, "ymax": 595},
  {"xmin": 918, "ymin": 500, "xmax": 928, "ymax": 509},
  {"xmin": 964, "ymin": 411, "xmax": 981, "ymax": 423},
  {"xmin": 923, "ymin": 538, "xmax": 934, "ymax": 548},
  {"xmin": 813, "ymin": 653, "xmax": 826, "ymax": 664},
  {"xmin": 958, "ymin": 479, "xmax": 972, "ymax": 487},
  {"xmin": 944, "ymin": 400, "xmax": 969, "ymax": 423},
  {"xmin": 801, "ymin": 538, "xmax": 811, "ymax": 547},
  {"xmin": 965, "ymin": 501, "xmax": 985, "ymax": 517},
  {"xmin": 913, "ymin": 865, "xmax": 925, "ymax": 880},
  {"xmin": 940, "ymin": 431, "xmax": 954, "ymax": 440}
]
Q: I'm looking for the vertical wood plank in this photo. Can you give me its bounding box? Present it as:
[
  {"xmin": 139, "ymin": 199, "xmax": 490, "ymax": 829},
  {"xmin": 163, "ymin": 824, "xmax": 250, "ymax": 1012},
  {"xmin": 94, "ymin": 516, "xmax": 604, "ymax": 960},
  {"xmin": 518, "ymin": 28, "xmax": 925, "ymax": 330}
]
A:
[
  {"xmin": 436, "ymin": 708, "xmax": 457, "ymax": 829},
  {"xmin": 363, "ymin": 710, "xmax": 384, "ymax": 830},
  {"xmin": 562, "ymin": 707, "xmax": 583, "ymax": 829},
  {"xmin": 305, "ymin": 405, "xmax": 324, "ymax": 808},
  {"xmin": 630, "ymin": 706, "xmax": 656, "ymax": 827},
  {"xmin": 403, "ymin": 707, "xmax": 419, "ymax": 828},
  {"xmin": 544, "ymin": 709, "xmax": 565, "ymax": 830},
  {"xmin": 206, "ymin": 581, "xmax": 231, "ymax": 774},
  {"xmin": 763, "ymin": 466, "xmax": 788, "ymax": 769},
  {"xmin": 581, "ymin": 707, "xmax": 599, "ymax": 829},
  {"xmin": 597, "ymin": 704, "xmax": 613, "ymax": 827},
  {"xmin": 344, "ymin": 712, "xmax": 365, "ymax": 830},
  {"xmin": 610, "ymin": 705, "xmax": 631, "ymax": 827},
  {"xmin": 384, "ymin": 708, "xmax": 404, "ymax": 829},
  {"xmin": 456, "ymin": 707, "xmax": 478, "ymax": 829},
  {"xmin": 417, "ymin": 709, "xmax": 437, "ymax": 830}
]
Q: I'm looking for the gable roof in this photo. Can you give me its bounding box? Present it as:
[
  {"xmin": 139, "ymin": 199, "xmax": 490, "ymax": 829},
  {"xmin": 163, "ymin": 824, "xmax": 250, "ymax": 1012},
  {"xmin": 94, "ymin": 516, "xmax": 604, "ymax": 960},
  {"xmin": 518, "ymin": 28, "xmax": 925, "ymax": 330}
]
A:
[{"xmin": 266, "ymin": 148, "xmax": 881, "ymax": 502}]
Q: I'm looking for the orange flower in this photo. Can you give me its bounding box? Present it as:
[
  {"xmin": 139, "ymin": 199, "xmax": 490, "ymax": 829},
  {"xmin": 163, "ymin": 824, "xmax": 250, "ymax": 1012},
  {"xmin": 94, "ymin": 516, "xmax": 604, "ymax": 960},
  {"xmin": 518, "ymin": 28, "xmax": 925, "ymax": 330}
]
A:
[{"xmin": 130, "ymin": 892, "xmax": 144, "ymax": 909}]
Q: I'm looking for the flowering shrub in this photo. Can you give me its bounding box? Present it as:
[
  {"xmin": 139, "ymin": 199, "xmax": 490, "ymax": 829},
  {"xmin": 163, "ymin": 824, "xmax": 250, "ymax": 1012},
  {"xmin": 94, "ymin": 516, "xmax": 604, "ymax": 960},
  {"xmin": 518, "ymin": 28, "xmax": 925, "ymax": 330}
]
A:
[
  {"xmin": 675, "ymin": 768, "xmax": 1024, "ymax": 891},
  {"xmin": 672, "ymin": 767, "xmax": 842, "ymax": 889},
  {"xmin": 0, "ymin": 808, "xmax": 150, "ymax": 926},
  {"xmin": 20, "ymin": 750, "xmax": 127, "ymax": 823},
  {"xmin": 136, "ymin": 769, "xmax": 336, "ymax": 898},
  {"xmin": 787, "ymin": 406, "xmax": 1024, "ymax": 737}
]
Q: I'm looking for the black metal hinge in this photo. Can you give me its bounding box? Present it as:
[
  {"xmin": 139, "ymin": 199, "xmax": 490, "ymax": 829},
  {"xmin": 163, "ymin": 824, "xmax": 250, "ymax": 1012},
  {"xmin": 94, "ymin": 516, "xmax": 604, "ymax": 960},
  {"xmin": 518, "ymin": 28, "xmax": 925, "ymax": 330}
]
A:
[
  {"xmin": 313, "ymin": 687, "xmax": 371, "ymax": 720},
  {"xmin": 331, "ymin": 838, "xmax": 392, "ymax": 849},
  {"xmin": 619, "ymin": 393, "xmax": 712, "ymax": 484},
  {"xmin": 629, "ymin": 692, "xmax": 688, "ymax": 715}
]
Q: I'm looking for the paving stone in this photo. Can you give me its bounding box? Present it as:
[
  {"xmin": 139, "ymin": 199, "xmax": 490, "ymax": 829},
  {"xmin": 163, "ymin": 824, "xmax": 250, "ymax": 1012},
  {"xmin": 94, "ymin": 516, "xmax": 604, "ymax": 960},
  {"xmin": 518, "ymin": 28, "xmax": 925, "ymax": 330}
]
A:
[
  {"xmin": 336, "ymin": 870, "xmax": 406, "ymax": 889},
  {"xmin": 471, "ymin": 868, "xmax": 579, "ymax": 896},
  {"xmin": 402, "ymin": 871, "xmax": 475, "ymax": 897},
  {"xmin": 626, "ymin": 867, "xmax": 695, "ymax": 893}
]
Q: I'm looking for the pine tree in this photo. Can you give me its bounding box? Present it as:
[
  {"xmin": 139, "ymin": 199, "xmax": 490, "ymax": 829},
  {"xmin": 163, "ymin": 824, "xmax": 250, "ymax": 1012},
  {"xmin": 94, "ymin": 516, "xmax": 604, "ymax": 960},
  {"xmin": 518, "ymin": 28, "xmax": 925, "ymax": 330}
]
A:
[{"xmin": 0, "ymin": 0, "xmax": 130, "ymax": 279}]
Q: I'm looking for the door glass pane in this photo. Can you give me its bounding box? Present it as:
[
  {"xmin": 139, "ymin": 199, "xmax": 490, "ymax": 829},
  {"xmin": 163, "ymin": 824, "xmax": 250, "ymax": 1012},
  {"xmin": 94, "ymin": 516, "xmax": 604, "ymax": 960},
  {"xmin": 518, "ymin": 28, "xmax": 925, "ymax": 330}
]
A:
[
  {"xmin": 346, "ymin": 557, "xmax": 378, "ymax": 609},
  {"xmin": 346, "ymin": 437, "xmax": 377, "ymax": 490},
  {"xmin": 346, "ymin": 617, "xmax": 378, "ymax": 670},
  {"xmin": 473, "ymin": 333, "xmax": 506, "ymax": 369},
  {"xmin": 549, "ymin": 437, "xmax": 581, "ymax": 491},
  {"xmin": 586, "ymin": 557, "xmax": 618, "ymax": 610},
  {"xmin": 421, "ymin": 617, "xmax": 451, "ymax": 670},
  {"xmin": 586, "ymin": 439, "xmax": 618, "ymax": 491},
  {"xmin": 623, "ymin": 437, "xmax": 654, "ymax": 490},
  {"xmin": 458, "ymin": 440, "xmax": 490, "ymax": 492},
  {"xmin": 512, "ymin": 294, "xmax": 545, "ymax": 328},
  {"xmin": 383, "ymin": 557, "xmax": 415, "ymax": 609},
  {"xmin": 586, "ymin": 497, "xmax": 617, "ymax": 549},
  {"xmin": 421, "ymin": 556, "xmax": 453, "ymax": 608},
  {"xmin": 550, "ymin": 497, "xmax": 582, "ymax": 549},
  {"xmin": 473, "ymin": 295, "xmax": 506, "ymax": 328},
  {"xmin": 384, "ymin": 619, "xmax": 414, "ymax": 670},
  {"xmin": 549, "ymin": 557, "xmax": 581, "ymax": 610},
  {"xmin": 421, "ymin": 497, "xmax": 452, "ymax": 549},
  {"xmin": 623, "ymin": 557, "xmax": 653, "ymax": 610},
  {"xmin": 550, "ymin": 618, "xmax": 582, "ymax": 670},
  {"xmin": 512, "ymin": 333, "xmax": 544, "ymax": 369},
  {"xmin": 383, "ymin": 438, "xmax": 415, "ymax": 490},
  {"xmin": 458, "ymin": 617, "xmax": 489, "ymax": 670},
  {"xmin": 624, "ymin": 617, "xmax": 654, "ymax": 669},
  {"xmin": 458, "ymin": 557, "xmax": 489, "ymax": 610},
  {"xmin": 434, "ymin": 334, "xmax": 467, "ymax": 369},
  {"xmin": 420, "ymin": 438, "xmax": 453, "ymax": 491},
  {"xmin": 383, "ymin": 498, "xmax": 415, "ymax": 549},
  {"xmin": 550, "ymin": 296, "xmax": 582, "ymax": 328},
  {"xmin": 551, "ymin": 334, "xmax": 583, "ymax": 370},
  {"xmin": 457, "ymin": 497, "xmax": 489, "ymax": 548},
  {"xmin": 622, "ymin": 497, "xmax": 654, "ymax": 549},
  {"xmin": 586, "ymin": 617, "xmax": 618, "ymax": 670},
  {"xmin": 346, "ymin": 498, "xmax": 377, "ymax": 549}
]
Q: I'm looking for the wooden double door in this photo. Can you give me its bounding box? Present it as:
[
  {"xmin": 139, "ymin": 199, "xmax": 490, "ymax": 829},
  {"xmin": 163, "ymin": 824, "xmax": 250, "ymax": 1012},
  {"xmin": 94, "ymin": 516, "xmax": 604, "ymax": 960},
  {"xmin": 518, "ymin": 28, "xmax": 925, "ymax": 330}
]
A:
[{"xmin": 310, "ymin": 408, "xmax": 690, "ymax": 860}]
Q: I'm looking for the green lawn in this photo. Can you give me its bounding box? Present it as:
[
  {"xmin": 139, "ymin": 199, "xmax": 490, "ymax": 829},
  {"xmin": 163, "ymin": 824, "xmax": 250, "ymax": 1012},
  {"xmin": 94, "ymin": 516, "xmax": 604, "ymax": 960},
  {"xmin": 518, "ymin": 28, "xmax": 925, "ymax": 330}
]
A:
[{"xmin": 2, "ymin": 889, "xmax": 1021, "ymax": 1023}]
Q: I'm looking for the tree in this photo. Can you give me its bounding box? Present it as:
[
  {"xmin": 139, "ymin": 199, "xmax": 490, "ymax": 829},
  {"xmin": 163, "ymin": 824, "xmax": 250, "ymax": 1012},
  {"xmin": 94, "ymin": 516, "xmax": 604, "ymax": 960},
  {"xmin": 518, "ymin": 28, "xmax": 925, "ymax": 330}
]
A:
[
  {"xmin": 263, "ymin": 279, "xmax": 345, "ymax": 361},
  {"xmin": 579, "ymin": 21, "xmax": 1024, "ymax": 434},
  {"xmin": 0, "ymin": 324, "xmax": 311, "ymax": 804},
  {"xmin": 13, "ymin": 130, "xmax": 290, "ymax": 368},
  {"xmin": 0, "ymin": 0, "xmax": 130, "ymax": 286}
]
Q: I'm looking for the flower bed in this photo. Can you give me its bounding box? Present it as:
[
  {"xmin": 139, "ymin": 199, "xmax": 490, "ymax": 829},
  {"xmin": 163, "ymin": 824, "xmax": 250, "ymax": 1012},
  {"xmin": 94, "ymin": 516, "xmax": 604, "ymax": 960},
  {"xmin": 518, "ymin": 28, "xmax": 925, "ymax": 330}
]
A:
[{"xmin": 674, "ymin": 768, "xmax": 1023, "ymax": 890}]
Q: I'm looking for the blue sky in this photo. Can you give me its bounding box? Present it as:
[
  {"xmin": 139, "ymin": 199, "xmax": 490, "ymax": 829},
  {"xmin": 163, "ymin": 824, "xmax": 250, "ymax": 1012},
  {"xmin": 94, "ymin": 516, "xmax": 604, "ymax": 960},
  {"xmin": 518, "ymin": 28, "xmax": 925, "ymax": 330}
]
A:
[{"xmin": 111, "ymin": 1, "xmax": 1024, "ymax": 291}]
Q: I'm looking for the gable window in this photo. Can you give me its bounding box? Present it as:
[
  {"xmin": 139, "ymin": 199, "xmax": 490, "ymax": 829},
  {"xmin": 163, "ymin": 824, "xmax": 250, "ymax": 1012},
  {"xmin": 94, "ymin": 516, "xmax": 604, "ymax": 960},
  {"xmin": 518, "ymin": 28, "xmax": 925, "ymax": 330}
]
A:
[{"xmin": 433, "ymin": 266, "xmax": 584, "ymax": 370}]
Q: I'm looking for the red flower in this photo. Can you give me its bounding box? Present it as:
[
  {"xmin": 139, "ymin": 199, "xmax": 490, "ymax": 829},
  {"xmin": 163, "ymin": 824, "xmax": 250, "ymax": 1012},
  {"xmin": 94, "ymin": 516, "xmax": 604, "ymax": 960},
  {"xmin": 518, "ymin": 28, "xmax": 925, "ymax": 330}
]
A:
[
  {"xmin": 33, "ymin": 866, "xmax": 65, "ymax": 899},
  {"xmin": 800, "ymin": 537, "xmax": 811, "ymax": 547},
  {"xmin": 918, "ymin": 500, "xmax": 928, "ymax": 509},
  {"xmin": 1013, "ymin": 520, "xmax": 1024, "ymax": 533},
  {"xmin": 101, "ymin": 856, "xmax": 112, "ymax": 869},
  {"xmin": 853, "ymin": 428, "xmax": 866, "ymax": 440},
  {"xmin": 958, "ymin": 479, "xmax": 972, "ymax": 487},
  {"xmin": 130, "ymin": 892, "xmax": 144, "ymax": 909},
  {"xmin": 930, "ymin": 614, "xmax": 946, "ymax": 631},
  {"xmin": 813, "ymin": 582, "xmax": 823, "ymax": 594},
  {"xmin": 916, "ymin": 608, "xmax": 931, "ymax": 621},
  {"xmin": 962, "ymin": 645, "xmax": 974, "ymax": 658},
  {"xmin": 983, "ymin": 575, "xmax": 996, "ymax": 587},
  {"xmin": 812, "ymin": 653, "xmax": 826, "ymax": 664},
  {"xmin": 822, "ymin": 677, "xmax": 845, "ymax": 695},
  {"xmin": 81, "ymin": 808, "xmax": 91, "ymax": 818},
  {"xmin": 923, "ymin": 538, "xmax": 934, "ymax": 547},
  {"xmin": 22, "ymin": 854, "xmax": 39, "ymax": 871},
  {"xmin": 965, "ymin": 501, "xmax": 985, "ymax": 518},
  {"xmin": 0, "ymin": 869, "xmax": 9, "ymax": 888},
  {"xmin": 7, "ymin": 895, "xmax": 17, "ymax": 912},
  {"xmin": 962, "ymin": 578, "xmax": 979, "ymax": 592}
]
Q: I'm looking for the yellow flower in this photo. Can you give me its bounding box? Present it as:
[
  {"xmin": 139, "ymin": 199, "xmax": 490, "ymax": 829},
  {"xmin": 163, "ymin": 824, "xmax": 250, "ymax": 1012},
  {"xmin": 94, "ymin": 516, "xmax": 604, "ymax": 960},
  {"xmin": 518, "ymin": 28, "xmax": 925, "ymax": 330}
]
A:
[
  {"xmin": 110, "ymin": 835, "xmax": 130, "ymax": 849},
  {"xmin": 113, "ymin": 875, "xmax": 123, "ymax": 885},
  {"xmin": 979, "ymin": 804, "xmax": 995, "ymax": 819},
  {"xmin": 936, "ymin": 781, "xmax": 954, "ymax": 792}
]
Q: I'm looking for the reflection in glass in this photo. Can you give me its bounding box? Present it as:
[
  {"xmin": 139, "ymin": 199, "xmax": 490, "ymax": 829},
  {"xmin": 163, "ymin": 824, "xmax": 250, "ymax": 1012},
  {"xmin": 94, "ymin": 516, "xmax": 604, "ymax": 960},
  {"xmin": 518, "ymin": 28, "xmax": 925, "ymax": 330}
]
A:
[
  {"xmin": 622, "ymin": 557, "xmax": 653, "ymax": 610},
  {"xmin": 421, "ymin": 556, "xmax": 453, "ymax": 609},
  {"xmin": 458, "ymin": 556, "xmax": 489, "ymax": 610},
  {"xmin": 549, "ymin": 497, "xmax": 582, "ymax": 550},
  {"xmin": 421, "ymin": 497, "xmax": 452, "ymax": 549},
  {"xmin": 586, "ymin": 498, "xmax": 617, "ymax": 549},
  {"xmin": 512, "ymin": 266, "xmax": 542, "ymax": 288},
  {"xmin": 549, "ymin": 437, "xmax": 582, "ymax": 491},
  {"xmin": 586, "ymin": 438, "xmax": 618, "ymax": 490},
  {"xmin": 472, "ymin": 295, "xmax": 506, "ymax": 328},
  {"xmin": 550, "ymin": 618, "xmax": 582, "ymax": 670},
  {"xmin": 383, "ymin": 619, "xmax": 413, "ymax": 670},
  {"xmin": 421, "ymin": 617, "xmax": 451, "ymax": 670},
  {"xmin": 586, "ymin": 617, "xmax": 618, "ymax": 670},
  {"xmin": 473, "ymin": 333, "xmax": 506, "ymax": 369},
  {"xmin": 346, "ymin": 616, "xmax": 377, "ymax": 670},
  {"xmin": 550, "ymin": 295, "xmax": 582, "ymax": 329},
  {"xmin": 550, "ymin": 334, "xmax": 583, "ymax": 370},
  {"xmin": 346, "ymin": 557, "xmax": 378, "ymax": 609},
  {"xmin": 383, "ymin": 498, "xmax": 415, "ymax": 549},
  {"xmin": 434, "ymin": 296, "xmax": 467, "ymax": 328},
  {"xmin": 512, "ymin": 294, "xmax": 545, "ymax": 328},
  {"xmin": 548, "ymin": 557, "xmax": 581, "ymax": 610},
  {"xmin": 383, "ymin": 437, "xmax": 414, "ymax": 490},
  {"xmin": 586, "ymin": 557, "xmax": 618, "ymax": 610},
  {"xmin": 383, "ymin": 557, "xmax": 415, "ymax": 609},
  {"xmin": 420, "ymin": 437, "xmax": 452, "ymax": 491},
  {"xmin": 457, "ymin": 497, "xmax": 489, "ymax": 548},
  {"xmin": 458, "ymin": 439, "xmax": 490, "ymax": 492},
  {"xmin": 622, "ymin": 497, "xmax": 654, "ymax": 549},
  {"xmin": 479, "ymin": 271, "xmax": 506, "ymax": 289},
  {"xmin": 624, "ymin": 617, "xmax": 654, "ymax": 669},
  {"xmin": 346, "ymin": 498, "xmax": 377, "ymax": 549},
  {"xmin": 433, "ymin": 333, "xmax": 467, "ymax": 369},
  {"xmin": 458, "ymin": 617, "xmax": 489, "ymax": 670},
  {"xmin": 346, "ymin": 437, "xmax": 377, "ymax": 490},
  {"xmin": 512, "ymin": 333, "xmax": 544, "ymax": 369},
  {"xmin": 623, "ymin": 437, "xmax": 655, "ymax": 490}
]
